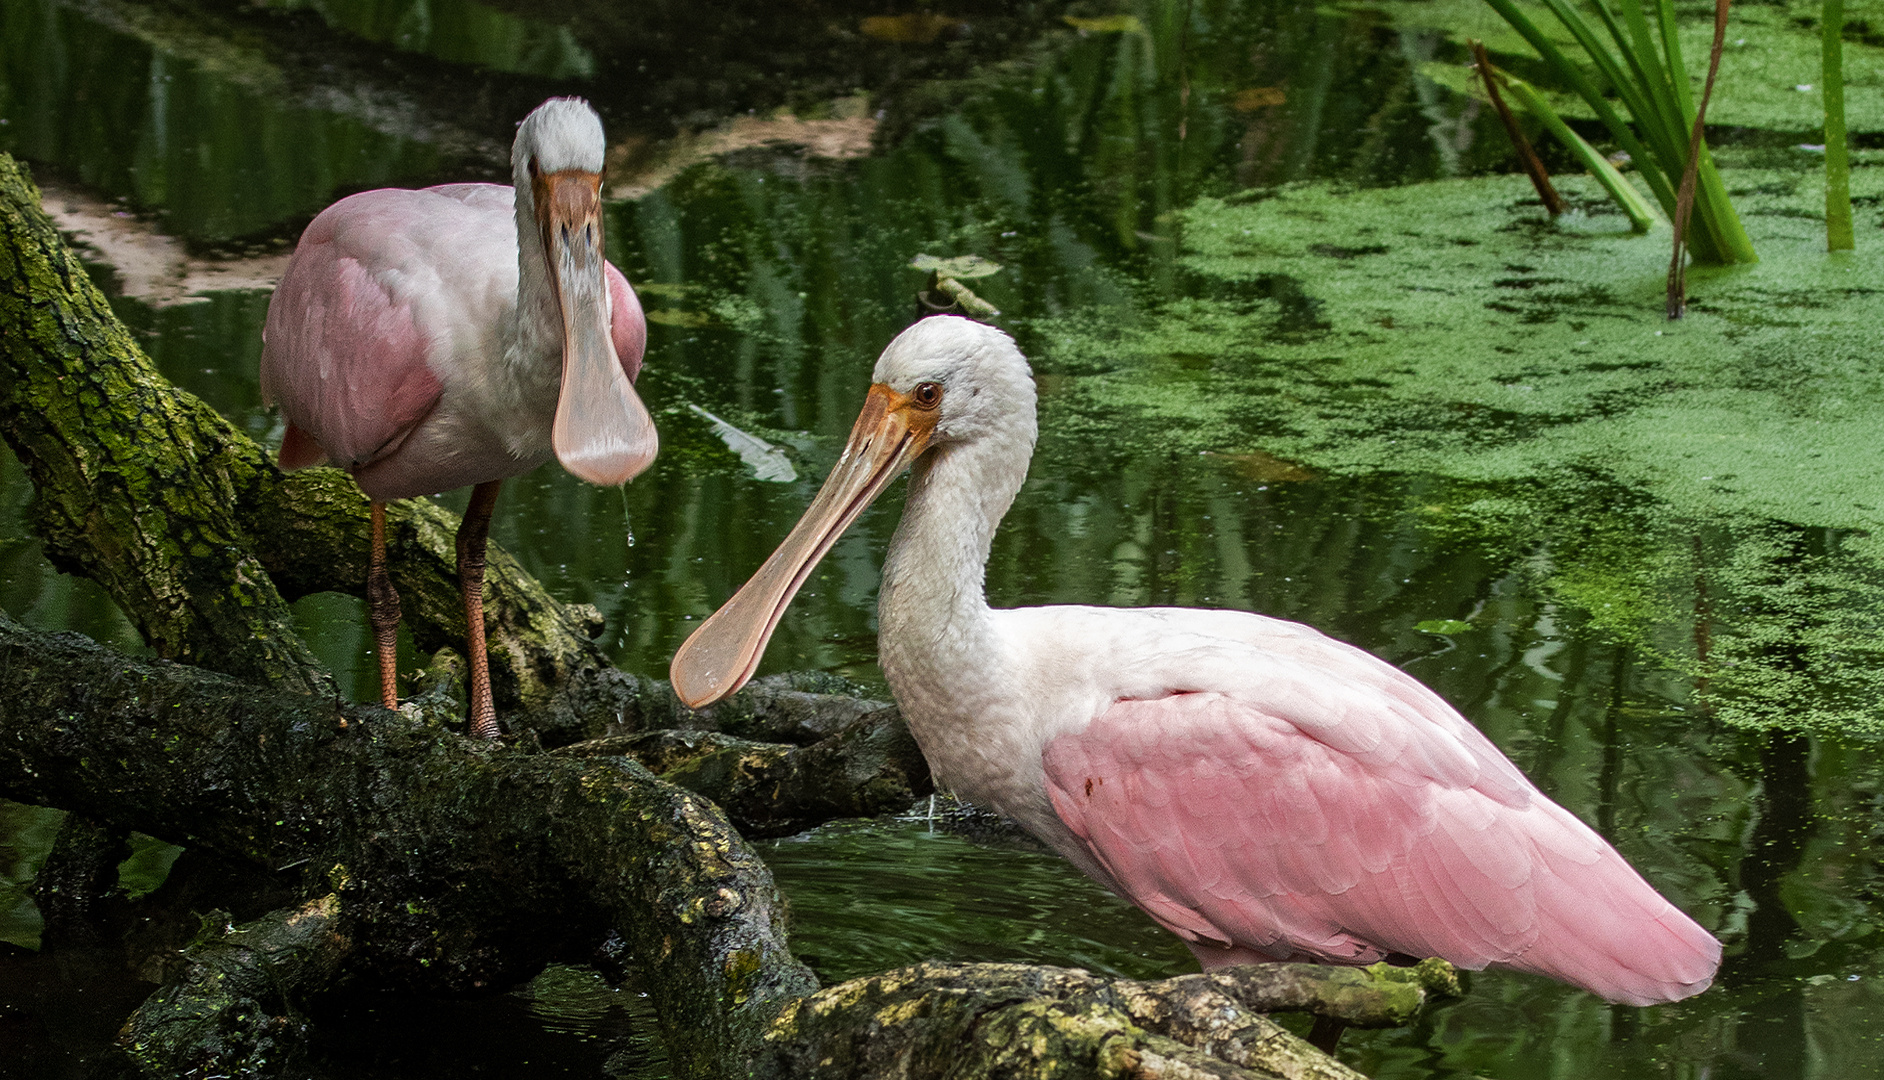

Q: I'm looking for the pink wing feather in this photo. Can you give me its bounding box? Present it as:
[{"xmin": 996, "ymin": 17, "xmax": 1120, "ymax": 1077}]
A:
[
  {"xmin": 1042, "ymin": 689, "xmax": 1719, "ymax": 1005},
  {"xmin": 606, "ymin": 262, "xmax": 646, "ymax": 383},
  {"xmin": 261, "ymin": 189, "xmax": 452, "ymax": 471},
  {"xmin": 261, "ymin": 183, "xmax": 645, "ymax": 483}
]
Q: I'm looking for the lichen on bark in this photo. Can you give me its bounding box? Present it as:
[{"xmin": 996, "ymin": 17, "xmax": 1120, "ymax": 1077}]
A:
[{"xmin": 754, "ymin": 961, "xmax": 1414, "ymax": 1080}]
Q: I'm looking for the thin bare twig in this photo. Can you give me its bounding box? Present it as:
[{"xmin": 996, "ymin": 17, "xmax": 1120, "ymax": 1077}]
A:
[{"xmin": 1472, "ymin": 41, "xmax": 1565, "ymax": 216}]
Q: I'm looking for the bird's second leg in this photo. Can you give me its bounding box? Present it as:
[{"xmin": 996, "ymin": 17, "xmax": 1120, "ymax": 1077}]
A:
[
  {"xmin": 367, "ymin": 500, "xmax": 400, "ymax": 712},
  {"xmin": 457, "ymin": 480, "xmax": 503, "ymax": 739}
]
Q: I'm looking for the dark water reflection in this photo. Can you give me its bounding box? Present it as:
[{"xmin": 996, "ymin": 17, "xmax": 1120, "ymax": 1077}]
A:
[{"xmin": 3, "ymin": 0, "xmax": 1882, "ymax": 1078}]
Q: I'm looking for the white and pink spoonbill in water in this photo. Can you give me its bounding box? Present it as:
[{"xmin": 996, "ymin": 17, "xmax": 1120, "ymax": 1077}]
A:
[
  {"xmin": 262, "ymin": 98, "xmax": 657, "ymax": 737},
  {"xmin": 671, "ymin": 315, "xmax": 1719, "ymax": 1006}
]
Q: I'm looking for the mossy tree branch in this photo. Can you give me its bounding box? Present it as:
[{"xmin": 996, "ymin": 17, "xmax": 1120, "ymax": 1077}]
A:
[
  {"xmin": 0, "ymin": 154, "xmax": 329, "ymax": 694},
  {"xmin": 0, "ymin": 611, "xmax": 816, "ymax": 1075},
  {"xmin": 246, "ymin": 465, "xmax": 632, "ymax": 741},
  {"xmin": 756, "ymin": 961, "xmax": 1439, "ymax": 1080}
]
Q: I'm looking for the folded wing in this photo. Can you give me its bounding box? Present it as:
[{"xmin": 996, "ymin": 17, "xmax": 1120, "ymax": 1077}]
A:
[{"xmin": 1042, "ymin": 688, "xmax": 1719, "ymax": 1005}]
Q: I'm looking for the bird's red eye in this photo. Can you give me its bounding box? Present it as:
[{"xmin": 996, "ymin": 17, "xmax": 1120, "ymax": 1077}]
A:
[{"xmin": 912, "ymin": 382, "xmax": 943, "ymax": 410}]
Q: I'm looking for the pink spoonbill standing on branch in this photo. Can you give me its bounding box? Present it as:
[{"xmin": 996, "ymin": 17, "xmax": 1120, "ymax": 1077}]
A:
[
  {"xmin": 262, "ymin": 98, "xmax": 657, "ymax": 737},
  {"xmin": 672, "ymin": 315, "xmax": 1719, "ymax": 1009}
]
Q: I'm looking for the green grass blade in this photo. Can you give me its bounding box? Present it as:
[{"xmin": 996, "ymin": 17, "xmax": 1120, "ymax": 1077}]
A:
[
  {"xmin": 1500, "ymin": 72, "xmax": 1663, "ymax": 230},
  {"xmin": 1693, "ymin": 145, "xmax": 1758, "ymax": 262},
  {"xmin": 1485, "ymin": 0, "xmax": 1753, "ymax": 265},
  {"xmin": 1825, "ymin": 0, "xmax": 1855, "ymax": 250},
  {"xmin": 1591, "ymin": 0, "xmax": 1685, "ymax": 146},
  {"xmin": 1610, "ymin": 0, "xmax": 1691, "ymax": 162},
  {"xmin": 1683, "ymin": 1, "xmax": 1757, "ymax": 264},
  {"xmin": 1655, "ymin": 0, "xmax": 1697, "ymax": 124},
  {"xmin": 1480, "ymin": 0, "xmax": 1680, "ymax": 210},
  {"xmin": 1534, "ymin": 0, "xmax": 1656, "ymax": 123}
]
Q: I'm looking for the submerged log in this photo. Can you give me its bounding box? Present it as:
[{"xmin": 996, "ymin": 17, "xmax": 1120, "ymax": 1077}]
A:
[{"xmin": 1, "ymin": 154, "xmax": 1417, "ymax": 1078}]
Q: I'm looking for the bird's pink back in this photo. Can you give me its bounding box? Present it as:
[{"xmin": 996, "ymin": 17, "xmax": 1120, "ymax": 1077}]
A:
[
  {"xmin": 606, "ymin": 261, "xmax": 645, "ymax": 384},
  {"xmin": 261, "ymin": 183, "xmax": 645, "ymax": 480},
  {"xmin": 1041, "ymin": 679, "xmax": 1719, "ymax": 1005},
  {"xmin": 262, "ymin": 188, "xmax": 465, "ymax": 470}
]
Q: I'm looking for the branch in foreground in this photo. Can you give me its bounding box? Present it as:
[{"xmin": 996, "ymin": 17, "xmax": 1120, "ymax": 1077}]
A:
[
  {"xmin": 756, "ymin": 960, "xmax": 1454, "ymax": 1079},
  {"xmin": 563, "ymin": 703, "xmax": 932, "ymax": 837},
  {"xmin": 0, "ymin": 614, "xmax": 1410, "ymax": 1080},
  {"xmin": 0, "ymin": 612, "xmax": 814, "ymax": 1076}
]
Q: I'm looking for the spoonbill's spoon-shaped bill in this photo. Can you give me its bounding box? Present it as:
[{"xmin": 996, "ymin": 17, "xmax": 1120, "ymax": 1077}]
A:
[
  {"xmin": 533, "ymin": 162, "xmax": 657, "ymax": 485},
  {"xmin": 671, "ymin": 383, "xmax": 937, "ymax": 707}
]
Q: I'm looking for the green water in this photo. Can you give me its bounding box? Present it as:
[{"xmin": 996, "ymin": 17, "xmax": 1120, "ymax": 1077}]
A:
[{"xmin": 4, "ymin": 0, "xmax": 1883, "ymax": 1077}]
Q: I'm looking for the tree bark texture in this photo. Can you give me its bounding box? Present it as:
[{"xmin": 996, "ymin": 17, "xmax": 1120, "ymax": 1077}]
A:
[
  {"xmin": 1, "ymin": 154, "xmax": 330, "ymax": 695},
  {"xmin": 0, "ymin": 611, "xmax": 816, "ymax": 1075},
  {"xmin": 563, "ymin": 703, "xmax": 933, "ymax": 838},
  {"xmin": 755, "ymin": 961, "xmax": 1430, "ymax": 1080}
]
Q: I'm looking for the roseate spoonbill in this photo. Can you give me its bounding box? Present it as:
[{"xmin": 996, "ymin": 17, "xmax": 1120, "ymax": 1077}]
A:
[
  {"xmin": 262, "ymin": 98, "xmax": 656, "ymax": 737},
  {"xmin": 672, "ymin": 316, "xmax": 1720, "ymax": 1007}
]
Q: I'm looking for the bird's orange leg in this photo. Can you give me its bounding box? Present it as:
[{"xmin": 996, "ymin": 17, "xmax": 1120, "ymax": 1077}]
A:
[
  {"xmin": 458, "ymin": 480, "xmax": 503, "ymax": 739},
  {"xmin": 366, "ymin": 500, "xmax": 400, "ymax": 711}
]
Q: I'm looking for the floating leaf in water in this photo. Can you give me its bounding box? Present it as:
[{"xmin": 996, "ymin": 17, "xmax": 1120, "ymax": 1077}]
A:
[
  {"xmin": 861, "ymin": 13, "xmax": 967, "ymax": 43},
  {"xmin": 909, "ymin": 253, "xmax": 1003, "ymax": 279},
  {"xmin": 646, "ymin": 308, "xmax": 712, "ymax": 327},
  {"xmin": 1229, "ymin": 86, "xmax": 1288, "ymax": 111},
  {"xmin": 911, "ymin": 254, "xmax": 1004, "ymax": 317},
  {"xmin": 1204, "ymin": 450, "xmax": 1316, "ymax": 483},
  {"xmin": 1062, "ymin": 15, "xmax": 1145, "ymax": 34},
  {"xmin": 688, "ymin": 405, "xmax": 797, "ymax": 483},
  {"xmin": 1415, "ymin": 619, "xmax": 1475, "ymax": 635}
]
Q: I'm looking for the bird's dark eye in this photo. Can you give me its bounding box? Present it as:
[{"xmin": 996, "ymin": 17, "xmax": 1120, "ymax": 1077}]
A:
[{"xmin": 911, "ymin": 382, "xmax": 943, "ymax": 410}]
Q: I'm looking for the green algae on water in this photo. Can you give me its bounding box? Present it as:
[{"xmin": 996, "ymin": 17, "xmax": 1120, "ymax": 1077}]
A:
[{"xmin": 1025, "ymin": 164, "xmax": 1884, "ymax": 735}]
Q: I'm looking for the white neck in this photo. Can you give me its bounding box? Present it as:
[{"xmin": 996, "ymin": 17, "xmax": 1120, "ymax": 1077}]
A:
[
  {"xmin": 509, "ymin": 188, "xmax": 563, "ymax": 368},
  {"xmin": 877, "ymin": 422, "xmax": 1032, "ymax": 714}
]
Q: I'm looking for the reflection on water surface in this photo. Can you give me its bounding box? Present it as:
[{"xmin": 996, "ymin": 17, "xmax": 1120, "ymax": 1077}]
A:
[{"xmin": 4, "ymin": 0, "xmax": 1883, "ymax": 1077}]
